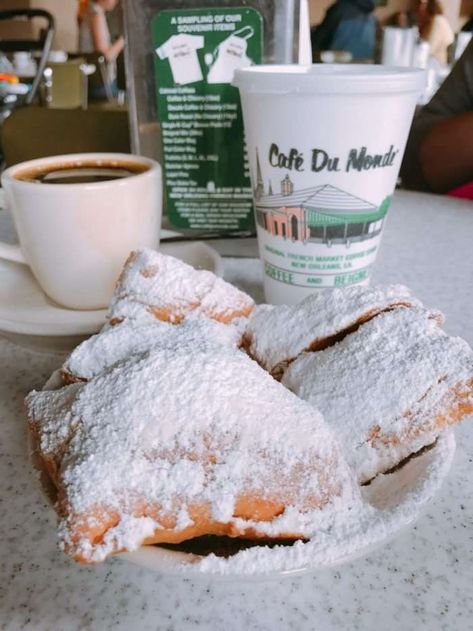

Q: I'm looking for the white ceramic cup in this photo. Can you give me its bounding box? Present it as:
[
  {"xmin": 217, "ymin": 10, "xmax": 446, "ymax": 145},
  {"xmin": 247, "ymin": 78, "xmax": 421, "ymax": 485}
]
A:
[
  {"xmin": 0, "ymin": 153, "xmax": 162, "ymax": 310},
  {"xmin": 234, "ymin": 65, "xmax": 425, "ymax": 305}
]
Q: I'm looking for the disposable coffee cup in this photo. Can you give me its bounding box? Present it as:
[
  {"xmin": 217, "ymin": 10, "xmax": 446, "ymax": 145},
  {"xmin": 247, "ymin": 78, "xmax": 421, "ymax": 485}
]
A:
[{"xmin": 233, "ymin": 64, "xmax": 425, "ymax": 304}]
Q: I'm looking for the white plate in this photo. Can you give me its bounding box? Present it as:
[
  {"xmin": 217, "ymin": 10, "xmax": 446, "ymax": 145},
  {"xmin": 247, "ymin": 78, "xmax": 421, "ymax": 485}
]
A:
[
  {"xmin": 0, "ymin": 241, "xmax": 223, "ymax": 351},
  {"xmin": 118, "ymin": 432, "xmax": 455, "ymax": 580}
]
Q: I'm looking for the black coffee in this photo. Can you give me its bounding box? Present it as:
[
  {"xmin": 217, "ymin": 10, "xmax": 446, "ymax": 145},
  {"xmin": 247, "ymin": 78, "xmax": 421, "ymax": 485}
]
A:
[{"xmin": 16, "ymin": 161, "xmax": 149, "ymax": 184}]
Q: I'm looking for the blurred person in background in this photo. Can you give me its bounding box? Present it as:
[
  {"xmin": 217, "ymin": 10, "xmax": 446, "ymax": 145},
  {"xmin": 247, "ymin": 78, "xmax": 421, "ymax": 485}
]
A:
[
  {"xmin": 78, "ymin": 0, "xmax": 124, "ymax": 97},
  {"xmin": 311, "ymin": 0, "xmax": 376, "ymax": 61},
  {"xmin": 78, "ymin": 0, "xmax": 124, "ymax": 62},
  {"xmin": 401, "ymin": 39, "xmax": 473, "ymax": 199},
  {"xmin": 416, "ymin": 0, "xmax": 454, "ymax": 64}
]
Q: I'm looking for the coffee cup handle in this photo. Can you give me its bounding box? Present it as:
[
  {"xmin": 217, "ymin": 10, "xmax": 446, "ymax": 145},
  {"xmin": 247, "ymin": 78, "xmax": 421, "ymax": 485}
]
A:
[{"xmin": 0, "ymin": 241, "xmax": 27, "ymax": 265}]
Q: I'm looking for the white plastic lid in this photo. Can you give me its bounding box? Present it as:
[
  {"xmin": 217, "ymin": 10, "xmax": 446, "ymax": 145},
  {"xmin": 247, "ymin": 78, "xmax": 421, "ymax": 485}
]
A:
[{"xmin": 233, "ymin": 64, "xmax": 426, "ymax": 95}]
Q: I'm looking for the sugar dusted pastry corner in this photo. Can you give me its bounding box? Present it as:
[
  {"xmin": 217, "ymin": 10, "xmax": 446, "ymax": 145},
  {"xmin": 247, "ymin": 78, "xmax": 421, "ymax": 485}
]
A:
[{"xmin": 108, "ymin": 249, "xmax": 255, "ymax": 325}]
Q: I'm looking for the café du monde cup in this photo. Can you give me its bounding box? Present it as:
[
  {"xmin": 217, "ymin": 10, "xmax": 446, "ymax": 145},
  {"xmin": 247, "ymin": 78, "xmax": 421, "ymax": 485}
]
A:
[
  {"xmin": 233, "ymin": 65, "xmax": 425, "ymax": 305},
  {"xmin": 0, "ymin": 153, "xmax": 162, "ymax": 310}
]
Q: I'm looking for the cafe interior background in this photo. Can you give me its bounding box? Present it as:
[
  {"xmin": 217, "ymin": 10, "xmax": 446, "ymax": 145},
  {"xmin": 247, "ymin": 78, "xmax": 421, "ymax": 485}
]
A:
[
  {"xmin": 1, "ymin": 1, "xmax": 473, "ymax": 630},
  {"xmin": 0, "ymin": 0, "xmax": 472, "ymax": 167}
]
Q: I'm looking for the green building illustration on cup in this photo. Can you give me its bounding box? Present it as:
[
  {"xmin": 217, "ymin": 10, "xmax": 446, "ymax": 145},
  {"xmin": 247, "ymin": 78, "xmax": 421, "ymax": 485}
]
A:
[{"xmin": 254, "ymin": 151, "xmax": 391, "ymax": 247}]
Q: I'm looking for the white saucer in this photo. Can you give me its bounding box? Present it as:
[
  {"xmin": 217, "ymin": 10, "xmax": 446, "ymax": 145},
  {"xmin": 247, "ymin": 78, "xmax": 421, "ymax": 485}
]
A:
[{"xmin": 0, "ymin": 241, "xmax": 223, "ymax": 352}]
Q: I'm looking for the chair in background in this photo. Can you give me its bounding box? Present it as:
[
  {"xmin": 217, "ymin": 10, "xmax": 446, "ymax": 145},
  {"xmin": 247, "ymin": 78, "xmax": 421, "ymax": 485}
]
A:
[
  {"xmin": 1, "ymin": 106, "xmax": 130, "ymax": 167},
  {"xmin": 43, "ymin": 59, "xmax": 89, "ymax": 109}
]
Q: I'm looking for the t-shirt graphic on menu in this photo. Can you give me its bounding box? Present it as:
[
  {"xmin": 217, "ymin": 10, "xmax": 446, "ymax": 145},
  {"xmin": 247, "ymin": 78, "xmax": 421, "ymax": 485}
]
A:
[
  {"xmin": 206, "ymin": 26, "xmax": 254, "ymax": 84},
  {"xmin": 156, "ymin": 34, "xmax": 204, "ymax": 85}
]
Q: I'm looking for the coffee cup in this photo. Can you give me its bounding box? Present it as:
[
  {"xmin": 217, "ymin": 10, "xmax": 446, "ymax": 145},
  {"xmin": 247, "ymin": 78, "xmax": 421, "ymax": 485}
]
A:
[
  {"xmin": 233, "ymin": 65, "xmax": 425, "ymax": 304},
  {"xmin": 0, "ymin": 153, "xmax": 162, "ymax": 310}
]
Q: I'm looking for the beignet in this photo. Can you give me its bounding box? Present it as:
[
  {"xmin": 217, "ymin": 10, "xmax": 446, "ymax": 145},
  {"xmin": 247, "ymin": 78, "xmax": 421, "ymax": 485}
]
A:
[
  {"xmin": 243, "ymin": 284, "xmax": 424, "ymax": 377},
  {"xmin": 282, "ymin": 307, "xmax": 473, "ymax": 483},
  {"xmin": 27, "ymin": 320, "xmax": 361, "ymax": 563}
]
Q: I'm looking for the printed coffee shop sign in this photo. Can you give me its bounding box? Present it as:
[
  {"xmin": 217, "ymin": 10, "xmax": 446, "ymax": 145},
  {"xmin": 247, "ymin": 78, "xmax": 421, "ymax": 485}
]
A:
[{"xmin": 268, "ymin": 143, "xmax": 399, "ymax": 173}]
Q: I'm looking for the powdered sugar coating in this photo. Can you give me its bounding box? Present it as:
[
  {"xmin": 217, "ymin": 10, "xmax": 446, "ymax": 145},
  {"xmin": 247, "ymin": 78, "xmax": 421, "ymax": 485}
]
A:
[
  {"xmin": 108, "ymin": 249, "xmax": 254, "ymax": 324},
  {"xmin": 63, "ymin": 319, "xmax": 240, "ymax": 382},
  {"xmin": 244, "ymin": 284, "xmax": 423, "ymax": 375},
  {"xmin": 27, "ymin": 320, "xmax": 361, "ymax": 562},
  {"xmin": 282, "ymin": 307, "xmax": 473, "ymax": 483}
]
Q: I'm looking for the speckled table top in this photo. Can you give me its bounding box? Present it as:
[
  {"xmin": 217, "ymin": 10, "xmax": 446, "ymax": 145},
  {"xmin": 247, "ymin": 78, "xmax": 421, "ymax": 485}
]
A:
[{"xmin": 0, "ymin": 191, "xmax": 472, "ymax": 631}]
